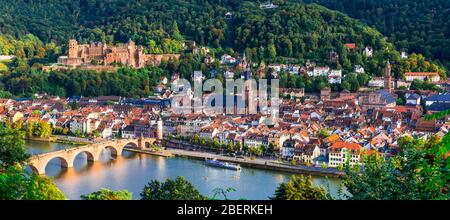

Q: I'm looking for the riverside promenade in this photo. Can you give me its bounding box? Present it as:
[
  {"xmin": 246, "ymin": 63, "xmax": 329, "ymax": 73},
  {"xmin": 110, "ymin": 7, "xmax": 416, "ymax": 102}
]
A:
[{"xmin": 164, "ymin": 142, "xmax": 344, "ymax": 178}]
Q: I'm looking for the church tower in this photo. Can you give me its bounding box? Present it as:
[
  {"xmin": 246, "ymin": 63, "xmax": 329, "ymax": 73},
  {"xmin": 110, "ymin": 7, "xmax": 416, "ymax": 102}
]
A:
[{"xmin": 384, "ymin": 60, "xmax": 393, "ymax": 94}]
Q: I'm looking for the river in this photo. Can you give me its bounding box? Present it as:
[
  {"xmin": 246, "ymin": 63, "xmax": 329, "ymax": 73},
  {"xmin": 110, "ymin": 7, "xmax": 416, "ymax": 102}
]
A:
[{"xmin": 26, "ymin": 140, "xmax": 342, "ymax": 200}]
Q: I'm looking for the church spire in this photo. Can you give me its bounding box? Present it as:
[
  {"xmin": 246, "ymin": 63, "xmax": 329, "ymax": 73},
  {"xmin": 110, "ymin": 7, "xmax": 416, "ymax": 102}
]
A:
[{"xmin": 384, "ymin": 60, "xmax": 393, "ymax": 94}]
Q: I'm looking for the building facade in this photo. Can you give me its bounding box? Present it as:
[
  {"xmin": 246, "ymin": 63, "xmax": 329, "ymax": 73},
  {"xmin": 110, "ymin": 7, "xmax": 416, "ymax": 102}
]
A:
[{"xmin": 404, "ymin": 72, "xmax": 441, "ymax": 82}]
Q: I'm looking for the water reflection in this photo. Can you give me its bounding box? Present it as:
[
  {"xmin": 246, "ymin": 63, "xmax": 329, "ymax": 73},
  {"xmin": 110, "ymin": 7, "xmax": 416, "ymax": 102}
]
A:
[
  {"xmin": 26, "ymin": 140, "xmax": 77, "ymax": 155},
  {"xmin": 27, "ymin": 140, "xmax": 341, "ymax": 200}
]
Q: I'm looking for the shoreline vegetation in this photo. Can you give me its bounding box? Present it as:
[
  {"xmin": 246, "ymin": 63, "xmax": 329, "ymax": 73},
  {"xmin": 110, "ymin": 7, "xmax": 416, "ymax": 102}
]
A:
[{"xmin": 26, "ymin": 136, "xmax": 87, "ymax": 145}]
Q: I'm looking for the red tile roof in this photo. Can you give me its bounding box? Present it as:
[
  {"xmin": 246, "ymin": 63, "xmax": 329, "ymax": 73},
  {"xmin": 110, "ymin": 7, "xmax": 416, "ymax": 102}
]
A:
[
  {"xmin": 330, "ymin": 141, "xmax": 362, "ymax": 151},
  {"xmin": 344, "ymin": 43, "xmax": 357, "ymax": 49},
  {"xmin": 404, "ymin": 72, "xmax": 439, "ymax": 77}
]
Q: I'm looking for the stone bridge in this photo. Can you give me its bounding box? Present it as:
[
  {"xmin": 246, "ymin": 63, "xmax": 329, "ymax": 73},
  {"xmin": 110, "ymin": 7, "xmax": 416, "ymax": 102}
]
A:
[{"xmin": 28, "ymin": 138, "xmax": 156, "ymax": 175}]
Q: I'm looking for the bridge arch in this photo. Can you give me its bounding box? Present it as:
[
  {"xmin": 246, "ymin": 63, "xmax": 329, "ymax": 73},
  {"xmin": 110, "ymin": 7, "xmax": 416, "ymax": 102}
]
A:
[
  {"xmin": 26, "ymin": 164, "xmax": 39, "ymax": 174},
  {"xmin": 39, "ymin": 156, "xmax": 71, "ymax": 175},
  {"xmin": 72, "ymin": 150, "xmax": 96, "ymax": 164},
  {"xmin": 46, "ymin": 156, "xmax": 70, "ymax": 168},
  {"xmin": 124, "ymin": 141, "xmax": 139, "ymax": 149},
  {"xmin": 102, "ymin": 145, "xmax": 121, "ymax": 157}
]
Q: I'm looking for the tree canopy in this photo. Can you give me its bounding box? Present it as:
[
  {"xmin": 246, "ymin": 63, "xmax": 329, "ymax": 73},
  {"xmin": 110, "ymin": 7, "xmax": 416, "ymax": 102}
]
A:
[
  {"xmin": 80, "ymin": 188, "xmax": 132, "ymax": 200},
  {"xmin": 0, "ymin": 122, "xmax": 29, "ymax": 169},
  {"xmin": 140, "ymin": 176, "xmax": 206, "ymax": 200},
  {"xmin": 271, "ymin": 175, "xmax": 332, "ymax": 200},
  {"xmin": 298, "ymin": 0, "xmax": 450, "ymax": 70},
  {"xmin": 342, "ymin": 135, "xmax": 449, "ymax": 200}
]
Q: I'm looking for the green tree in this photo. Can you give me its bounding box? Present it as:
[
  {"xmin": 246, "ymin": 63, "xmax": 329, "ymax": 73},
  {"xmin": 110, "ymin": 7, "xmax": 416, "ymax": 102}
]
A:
[
  {"xmin": 267, "ymin": 44, "xmax": 277, "ymax": 62},
  {"xmin": 271, "ymin": 175, "xmax": 332, "ymax": 200},
  {"xmin": 0, "ymin": 122, "xmax": 29, "ymax": 169},
  {"xmin": 0, "ymin": 167, "xmax": 66, "ymax": 200},
  {"xmin": 81, "ymin": 188, "xmax": 132, "ymax": 200},
  {"xmin": 69, "ymin": 100, "xmax": 79, "ymax": 110},
  {"xmin": 171, "ymin": 21, "xmax": 183, "ymax": 41},
  {"xmin": 210, "ymin": 187, "xmax": 237, "ymax": 200},
  {"xmin": 36, "ymin": 121, "xmax": 52, "ymax": 138},
  {"xmin": 92, "ymin": 130, "xmax": 100, "ymax": 138},
  {"xmin": 267, "ymin": 143, "xmax": 275, "ymax": 156},
  {"xmin": 342, "ymin": 138, "xmax": 448, "ymax": 200},
  {"xmin": 140, "ymin": 176, "xmax": 206, "ymax": 200},
  {"xmin": 319, "ymin": 129, "xmax": 330, "ymax": 138},
  {"xmin": 357, "ymin": 73, "xmax": 369, "ymax": 86},
  {"xmin": 227, "ymin": 142, "xmax": 235, "ymax": 153}
]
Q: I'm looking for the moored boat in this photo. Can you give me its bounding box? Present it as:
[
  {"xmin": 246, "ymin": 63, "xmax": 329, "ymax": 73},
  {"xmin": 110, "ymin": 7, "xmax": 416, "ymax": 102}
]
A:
[{"xmin": 205, "ymin": 158, "xmax": 241, "ymax": 171}]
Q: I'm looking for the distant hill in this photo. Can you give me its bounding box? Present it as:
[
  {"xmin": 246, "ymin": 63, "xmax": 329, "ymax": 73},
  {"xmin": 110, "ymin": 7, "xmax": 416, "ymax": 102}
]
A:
[
  {"xmin": 0, "ymin": 0, "xmax": 446, "ymax": 77},
  {"xmin": 295, "ymin": 0, "xmax": 450, "ymax": 69}
]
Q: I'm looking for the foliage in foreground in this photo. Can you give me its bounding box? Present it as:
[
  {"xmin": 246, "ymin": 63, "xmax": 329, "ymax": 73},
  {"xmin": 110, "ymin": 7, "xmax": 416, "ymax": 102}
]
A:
[
  {"xmin": 140, "ymin": 176, "xmax": 207, "ymax": 200},
  {"xmin": 0, "ymin": 121, "xmax": 66, "ymax": 200},
  {"xmin": 271, "ymin": 175, "xmax": 332, "ymax": 200},
  {"xmin": 0, "ymin": 167, "xmax": 66, "ymax": 200},
  {"xmin": 0, "ymin": 122, "xmax": 29, "ymax": 170},
  {"xmin": 342, "ymin": 136, "xmax": 449, "ymax": 200},
  {"xmin": 80, "ymin": 188, "xmax": 132, "ymax": 200}
]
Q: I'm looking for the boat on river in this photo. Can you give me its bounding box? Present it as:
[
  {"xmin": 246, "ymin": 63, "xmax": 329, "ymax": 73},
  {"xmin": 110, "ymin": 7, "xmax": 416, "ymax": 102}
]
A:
[{"xmin": 205, "ymin": 158, "xmax": 241, "ymax": 171}]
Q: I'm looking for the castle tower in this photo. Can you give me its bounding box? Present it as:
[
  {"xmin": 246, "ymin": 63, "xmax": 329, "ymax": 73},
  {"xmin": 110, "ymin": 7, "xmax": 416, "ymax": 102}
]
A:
[
  {"xmin": 68, "ymin": 39, "xmax": 78, "ymax": 59},
  {"xmin": 127, "ymin": 39, "xmax": 136, "ymax": 67},
  {"xmin": 384, "ymin": 60, "xmax": 392, "ymax": 94}
]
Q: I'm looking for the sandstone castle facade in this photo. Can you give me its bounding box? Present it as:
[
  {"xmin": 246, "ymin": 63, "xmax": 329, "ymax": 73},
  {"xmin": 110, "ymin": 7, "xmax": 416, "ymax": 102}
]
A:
[{"xmin": 58, "ymin": 39, "xmax": 180, "ymax": 68}]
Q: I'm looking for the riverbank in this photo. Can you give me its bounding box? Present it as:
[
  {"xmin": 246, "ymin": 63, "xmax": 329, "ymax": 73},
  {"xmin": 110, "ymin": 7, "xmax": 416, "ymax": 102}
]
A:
[
  {"xmin": 166, "ymin": 148, "xmax": 344, "ymax": 178},
  {"xmin": 26, "ymin": 136, "xmax": 88, "ymax": 145},
  {"xmin": 26, "ymin": 136, "xmax": 57, "ymax": 142},
  {"xmin": 124, "ymin": 148, "xmax": 174, "ymax": 157}
]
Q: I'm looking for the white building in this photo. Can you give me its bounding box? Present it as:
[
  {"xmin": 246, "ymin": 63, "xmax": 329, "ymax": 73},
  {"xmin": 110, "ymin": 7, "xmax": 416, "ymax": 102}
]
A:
[
  {"xmin": 178, "ymin": 118, "xmax": 211, "ymax": 137},
  {"xmin": 199, "ymin": 127, "xmax": 219, "ymax": 140},
  {"xmin": 69, "ymin": 118, "xmax": 85, "ymax": 134},
  {"xmin": 328, "ymin": 142, "xmax": 363, "ymax": 168},
  {"xmin": 404, "ymin": 72, "xmax": 440, "ymax": 82},
  {"xmin": 99, "ymin": 126, "xmax": 113, "ymax": 139},
  {"xmin": 354, "ymin": 65, "xmax": 365, "ymax": 74},
  {"xmin": 281, "ymin": 140, "xmax": 296, "ymax": 160},
  {"xmin": 308, "ymin": 66, "xmax": 330, "ymax": 77},
  {"xmin": 267, "ymin": 65, "xmax": 281, "ymax": 73},
  {"xmin": 401, "ymin": 51, "xmax": 409, "ymax": 59},
  {"xmin": 405, "ymin": 93, "xmax": 421, "ymax": 106},
  {"xmin": 244, "ymin": 133, "xmax": 266, "ymax": 149},
  {"xmin": 328, "ymin": 70, "xmax": 342, "ymax": 84},
  {"xmin": 363, "ymin": 46, "xmax": 373, "ymax": 58},
  {"xmin": 221, "ymin": 54, "xmax": 236, "ymax": 65},
  {"xmin": 260, "ymin": 3, "xmax": 278, "ymax": 9},
  {"xmin": 368, "ymin": 77, "xmax": 385, "ymax": 88},
  {"xmin": 294, "ymin": 145, "xmax": 321, "ymax": 165},
  {"xmin": 121, "ymin": 125, "xmax": 136, "ymax": 139}
]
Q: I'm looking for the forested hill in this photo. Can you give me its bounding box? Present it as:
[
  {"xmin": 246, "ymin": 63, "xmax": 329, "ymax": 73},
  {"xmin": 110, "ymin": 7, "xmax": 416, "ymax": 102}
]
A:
[
  {"xmin": 296, "ymin": 0, "xmax": 450, "ymax": 69},
  {"xmin": 0, "ymin": 0, "xmax": 446, "ymax": 78}
]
